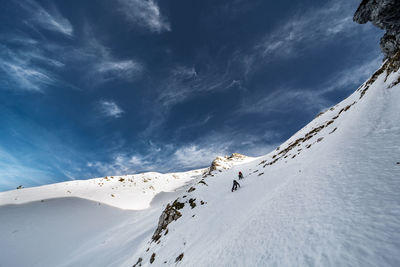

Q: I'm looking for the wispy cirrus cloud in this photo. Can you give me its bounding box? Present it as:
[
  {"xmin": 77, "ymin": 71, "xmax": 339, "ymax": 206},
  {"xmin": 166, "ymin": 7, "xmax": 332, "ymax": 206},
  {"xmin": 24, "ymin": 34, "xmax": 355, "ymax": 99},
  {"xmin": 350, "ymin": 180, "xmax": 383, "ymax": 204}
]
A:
[
  {"xmin": 157, "ymin": 65, "xmax": 231, "ymax": 108},
  {"xmin": 0, "ymin": 0, "xmax": 73, "ymax": 92},
  {"xmin": 68, "ymin": 25, "xmax": 144, "ymax": 84},
  {"xmin": 98, "ymin": 100, "xmax": 124, "ymax": 118},
  {"xmin": 19, "ymin": 0, "xmax": 73, "ymax": 37},
  {"xmin": 86, "ymin": 127, "xmax": 279, "ymax": 177},
  {"xmin": 140, "ymin": 64, "xmax": 232, "ymax": 137},
  {"xmin": 322, "ymin": 56, "xmax": 382, "ymax": 93},
  {"xmin": 117, "ymin": 0, "xmax": 171, "ymax": 33},
  {"xmin": 95, "ymin": 59, "xmax": 143, "ymax": 81},
  {"xmin": 87, "ymin": 153, "xmax": 153, "ymax": 175},
  {"xmin": 0, "ymin": 1, "xmax": 143, "ymax": 93},
  {"xmin": 0, "ymin": 44, "xmax": 58, "ymax": 92},
  {"xmin": 239, "ymin": 57, "xmax": 382, "ymax": 115},
  {"xmin": 86, "ymin": 143, "xmax": 226, "ymax": 176},
  {"xmin": 0, "ymin": 146, "xmax": 55, "ymax": 190},
  {"xmin": 258, "ymin": 1, "xmax": 358, "ymax": 59},
  {"xmin": 239, "ymin": 88, "xmax": 330, "ymax": 115}
]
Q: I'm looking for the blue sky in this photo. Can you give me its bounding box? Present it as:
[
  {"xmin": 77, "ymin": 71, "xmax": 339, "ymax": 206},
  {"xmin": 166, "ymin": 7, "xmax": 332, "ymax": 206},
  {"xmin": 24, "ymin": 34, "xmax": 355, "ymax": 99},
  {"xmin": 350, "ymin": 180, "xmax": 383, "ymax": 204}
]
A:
[{"xmin": 0, "ymin": 0, "xmax": 382, "ymax": 191}]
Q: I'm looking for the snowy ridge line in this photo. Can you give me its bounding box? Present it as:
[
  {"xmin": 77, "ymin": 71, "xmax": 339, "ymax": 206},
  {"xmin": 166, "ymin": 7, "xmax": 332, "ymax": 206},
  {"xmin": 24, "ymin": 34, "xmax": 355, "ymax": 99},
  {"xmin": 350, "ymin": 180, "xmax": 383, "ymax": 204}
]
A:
[
  {"xmin": 1, "ymin": 52, "xmax": 399, "ymax": 266},
  {"xmin": 127, "ymin": 54, "xmax": 400, "ymax": 266},
  {"xmin": 0, "ymin": 154, "xmax": 255, "ymax": 210},
  {"xmin": 257, "ymin": 51, "xmax": 400, "ymax": 169},
  {"xmin": 0, "ymin": 169, "xmax": 208, "ymax": 210}
]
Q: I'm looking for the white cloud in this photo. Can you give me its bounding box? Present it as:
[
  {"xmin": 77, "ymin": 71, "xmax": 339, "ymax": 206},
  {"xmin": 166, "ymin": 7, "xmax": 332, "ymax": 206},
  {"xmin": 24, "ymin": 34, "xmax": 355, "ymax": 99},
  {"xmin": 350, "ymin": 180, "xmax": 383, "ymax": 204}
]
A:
[
  {"xmin": 99, "ymin": 100, "xmax": 124, "ymax": 118},
  {"xmin": 117, "ymin": 0, "xmax": 171, "ymax": 33},
  {"xmin": 173, "ymin": 145, "xmax": 227, "ymax": 169},
  {"xmin": 86, "ymin": 140, "xmax": 228, "ymax": 176},
  {"xmin": 239, "ymin": 57, "xmax": 382, "ymax": 116},
  {"xmin": 87, "ymin": 153, "xmax": 152, "ymax": 176},
  {"xmin": 258, "ymin": 1, "xmax": 358, "ymax": 59},
  {"xmin": 20, "ymin": 0, "xmax": 73, "ymax": 36},
  {"xmin": 72, "ymin": 26, "xmax": 144, "ymax": 84},
  {"xmin": 0, "ymin": 146, "xmax": 55, "ymax": 191},
  {"xmin": 239, "ymin": 88, "xmax": 330, "ymax": 115},
  {"xmin": 129, "ymin": 155, "xmax": 146, "ymax": 165},
  {"xmin": 95, "ymin": 59, "xmax": 143, "ymax": 81},
  {"xmin": 85, "ymin": 128, "xmax": 281, "ymax": 177},
  {"xmin": 0, "ymin": 0, "xmax": 73, "ymax": 92},
  {"xmin": 157, "ymin": 65, "xmax": 230, "ymax": 108},
  {"xmin": 0, "ymin": 44, "xmax": 57, "ymax": 92},
  {"xmin": 323, "ymin": 57, "xmax": 382, "ymax": 93},
  {"xmin": 171, "ymin": 66, "xmax": 197, "ymax": 78}
]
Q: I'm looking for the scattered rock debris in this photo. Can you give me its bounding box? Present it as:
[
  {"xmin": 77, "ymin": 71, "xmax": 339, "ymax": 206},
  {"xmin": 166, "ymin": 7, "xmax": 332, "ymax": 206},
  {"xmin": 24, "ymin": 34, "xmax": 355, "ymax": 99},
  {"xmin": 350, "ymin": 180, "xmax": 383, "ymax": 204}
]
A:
[
  {"xmin": 175, "ymin": 253, "xmax": 184, "ymax": 263},
  {"xmin": 198, "ymin": 180, "xmax": 208, "ymax": 186},
  {"xmin": 187, "ymin": 187, "xmax": 196, "ymax": 193},
  {"xmin": 189, "ymin": 198, "xmax": 196, "ymax": 209},
  {"xmin": 260, "ymin": 102, "xmax": 353, "ymax": 167},
  {"xmin": 132, "ymin": 257, "xmax": 142, "ymax": 267},
  {"xmin": 150, "ymin": 253, "xmax": 156, "ymax": 264}
]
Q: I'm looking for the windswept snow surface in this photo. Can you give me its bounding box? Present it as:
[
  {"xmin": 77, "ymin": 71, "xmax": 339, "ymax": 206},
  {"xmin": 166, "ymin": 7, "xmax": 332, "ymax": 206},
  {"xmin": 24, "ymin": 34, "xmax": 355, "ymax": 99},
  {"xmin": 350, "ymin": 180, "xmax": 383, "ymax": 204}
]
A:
[
  {"xmin": 0, "ymin": 169, "xmax": 208, "ymax": 210},
  {"xmin": 126, "ymin": 62, "xmax": 400, "ymax": 266},
  {"xmin": 1, "ymin": 61, "xmax": 400, "ymax": 267},
  {"xmin": 0, "ymin": 158, "xmax": 252, "ymax": 267}
]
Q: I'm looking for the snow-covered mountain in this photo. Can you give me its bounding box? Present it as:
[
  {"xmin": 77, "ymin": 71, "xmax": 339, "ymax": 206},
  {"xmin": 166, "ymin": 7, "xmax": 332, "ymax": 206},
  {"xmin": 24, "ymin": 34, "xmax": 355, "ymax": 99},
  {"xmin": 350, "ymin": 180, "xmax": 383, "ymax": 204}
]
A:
[
  {"xmin": 0, "ymin": 154, "xmax": 254, "ymax": 267},
  {"xmin": 125, "ymin": 52, "xmax": 400, "ymax": 267},
  {"xmin": 1, "ymin": 2, "xmax": 400, "ymax": 266},
  {"xmin": 1, "ymin": 54, "xmax": 399, "ymax": 266}
]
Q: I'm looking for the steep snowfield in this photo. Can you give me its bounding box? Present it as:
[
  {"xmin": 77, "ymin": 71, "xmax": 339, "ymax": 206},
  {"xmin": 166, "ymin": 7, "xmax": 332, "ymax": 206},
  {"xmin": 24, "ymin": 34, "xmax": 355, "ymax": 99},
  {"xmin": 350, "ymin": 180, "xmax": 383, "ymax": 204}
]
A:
[
  {"xmin": 125, "ymin": 59, "xmax": 400, "ymax": 266},
  {"xmin": 1, "ymin": 57, "xmax": 400, "ymax": 266}
]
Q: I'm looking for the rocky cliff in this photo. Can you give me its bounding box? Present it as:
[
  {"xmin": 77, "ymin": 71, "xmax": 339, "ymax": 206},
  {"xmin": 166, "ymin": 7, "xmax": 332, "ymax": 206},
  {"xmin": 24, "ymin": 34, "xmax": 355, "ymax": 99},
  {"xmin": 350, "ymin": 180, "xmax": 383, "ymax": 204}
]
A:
[{"xmin": 354, "ymin": 0, "xmax": 400, "ymax": 59}]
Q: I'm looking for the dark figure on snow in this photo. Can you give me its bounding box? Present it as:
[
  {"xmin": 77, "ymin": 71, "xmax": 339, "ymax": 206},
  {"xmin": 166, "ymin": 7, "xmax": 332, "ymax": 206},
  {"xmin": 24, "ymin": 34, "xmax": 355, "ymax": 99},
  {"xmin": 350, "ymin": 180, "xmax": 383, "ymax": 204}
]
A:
[
  {"xmin": 238, "ymin": 171, "xmax": 244, "ymax": 180},
  {"xmin": 232, "ymin": 180, "xmax": 240, "ymax": 192}
]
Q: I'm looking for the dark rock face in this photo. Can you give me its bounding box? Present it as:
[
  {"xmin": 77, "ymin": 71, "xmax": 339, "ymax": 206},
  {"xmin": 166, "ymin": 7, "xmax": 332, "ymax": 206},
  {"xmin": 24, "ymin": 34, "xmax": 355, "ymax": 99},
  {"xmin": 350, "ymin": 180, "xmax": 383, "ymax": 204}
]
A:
[
  {"xmin": 152, "ymin": 199, "xmax": 184, "ymax": 242},
  {"xmin": 354, "ymin": 0, "xmax": 400, "ymax": 59}
]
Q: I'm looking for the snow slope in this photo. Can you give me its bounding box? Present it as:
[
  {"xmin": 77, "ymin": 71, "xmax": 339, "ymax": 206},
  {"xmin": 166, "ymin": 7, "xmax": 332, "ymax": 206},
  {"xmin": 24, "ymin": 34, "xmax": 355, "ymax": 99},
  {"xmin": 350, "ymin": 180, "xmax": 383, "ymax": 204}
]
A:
[
  {"xmin": 0, "ymin": 169, "xmax": 208, "ymax": 210},
  {"xmin": 1, "ymin": 56, "xmax": 400, "ymax": 266},
  {"xmin": 0, "ymin": 155, "xmax": 253, "ymax": 267},
  {"xmin": 125, "ymin": 57, "xmax": 400, "ymax": 266}
]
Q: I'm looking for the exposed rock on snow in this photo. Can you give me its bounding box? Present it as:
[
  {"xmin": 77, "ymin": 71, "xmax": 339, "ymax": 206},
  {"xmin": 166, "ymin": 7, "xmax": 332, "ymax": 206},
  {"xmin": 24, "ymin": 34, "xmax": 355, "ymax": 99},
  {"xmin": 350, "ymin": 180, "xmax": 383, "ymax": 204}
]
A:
[
  {"xmin": 2, "ymin": 3, "xmax": 400, "ymax": 267},
  {"xmin": 208, "ymin": 153, "xmax": 252, "ymax": 174},
  {"xmin": 152, "ymin": 199, "xmax": 184, "ymax": 242},
  {"xmin": 354, "ymin": 0, "xmax": 400, "ymax": 59}
]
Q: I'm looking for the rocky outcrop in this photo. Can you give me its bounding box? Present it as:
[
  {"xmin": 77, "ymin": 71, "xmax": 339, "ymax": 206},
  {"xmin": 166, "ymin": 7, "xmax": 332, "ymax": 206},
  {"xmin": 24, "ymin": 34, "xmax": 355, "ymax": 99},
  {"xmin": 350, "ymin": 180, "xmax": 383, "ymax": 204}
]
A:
[
  {"xmin": 208, "ymin": 153, "xmax": 248, "ymax": 175},
  {"xmin": 354, "ymin": 0, "xmax": 400, "ymax": 59},
  {"xmin": 152, "ymin": 200, "xmax": 184, "ymax": 242}
]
